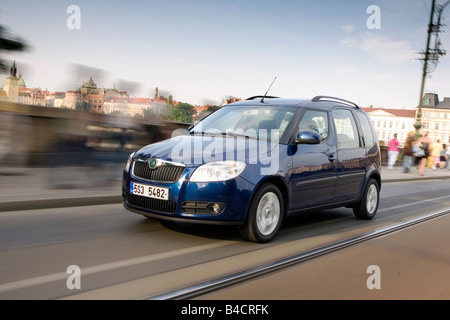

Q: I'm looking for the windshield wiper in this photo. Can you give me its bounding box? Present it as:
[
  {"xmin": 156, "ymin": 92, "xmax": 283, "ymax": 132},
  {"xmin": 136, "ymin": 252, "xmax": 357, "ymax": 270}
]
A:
[
  {"xmin": 190, "ymin": 131, "xmax": 227, "ymax": 136},
  {"xmin": 226, "ymin": 132, "xmax": 255, "ymax": 139},
  {"xmin": 190, "ymin": 131, "xmax": 257, "ymax": 140}
]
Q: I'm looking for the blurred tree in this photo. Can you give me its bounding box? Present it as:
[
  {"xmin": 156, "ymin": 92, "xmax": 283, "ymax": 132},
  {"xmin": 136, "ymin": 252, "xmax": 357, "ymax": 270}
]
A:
[
  {"xmin": 142, "ymin": 108, "xmax": 153, "ymax": 119},
  {"xmin": 195, "ymin": 105, "xmax": 221, "ymax": 121},
  {"xmin": 163, "ymin": 102, "xmax": 195, "ymax": 123},
  {"xmin": 206, "ymin": 105, "xmax": 221, "ymax": 113},
  {"xmin": 172, "ymin": 102, "xmax": 196, "ymax": 123},
  {"xmin": 0, "ymin": 24, "xmax": 28, "ymax": 73}
]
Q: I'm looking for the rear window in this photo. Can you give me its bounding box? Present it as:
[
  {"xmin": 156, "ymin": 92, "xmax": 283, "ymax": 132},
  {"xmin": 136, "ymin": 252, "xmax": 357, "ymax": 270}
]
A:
[{"xmin": 356, "ymin": 112, "xmax": 375, "ymax": 147}]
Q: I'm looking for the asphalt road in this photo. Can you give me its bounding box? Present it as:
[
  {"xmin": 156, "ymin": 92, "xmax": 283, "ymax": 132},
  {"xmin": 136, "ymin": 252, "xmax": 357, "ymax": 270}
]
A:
[
  {"xmin": 0, "ymin": 179, "xmax": 449, "ymax": 300},
  {"xmin": 200, "ymin": 208, "xmax": 450, "ymax": 300}
]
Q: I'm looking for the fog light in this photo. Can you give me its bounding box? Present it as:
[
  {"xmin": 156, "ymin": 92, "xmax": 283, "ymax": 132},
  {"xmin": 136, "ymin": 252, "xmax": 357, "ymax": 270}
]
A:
[
  {"xmin": 206, "ymin": 202, "xmax": 225, "ymax": 215},
  {"xmin": 212, "ymin": 203, "xmax": 221, "ymax": 214}
]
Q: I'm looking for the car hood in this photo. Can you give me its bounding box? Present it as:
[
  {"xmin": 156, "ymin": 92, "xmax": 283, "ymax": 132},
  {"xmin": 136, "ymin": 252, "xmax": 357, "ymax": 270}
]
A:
[{"xmin": 134, "ymin": 134, "xmax": 278, "ymax": 167}]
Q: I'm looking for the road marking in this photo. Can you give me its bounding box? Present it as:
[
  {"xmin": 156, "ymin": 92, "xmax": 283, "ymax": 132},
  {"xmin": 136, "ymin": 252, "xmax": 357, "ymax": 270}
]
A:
[
  {"xmin": 0, "ymin": 241, "xmax": 234, "ymax": 293},
  {"xmin": 3, "ymin": 195, "xmax": 450, "ymax": 294},
  {"xmin": 378, "ymin": 194, "xmax": 450, "ymax": 213}
]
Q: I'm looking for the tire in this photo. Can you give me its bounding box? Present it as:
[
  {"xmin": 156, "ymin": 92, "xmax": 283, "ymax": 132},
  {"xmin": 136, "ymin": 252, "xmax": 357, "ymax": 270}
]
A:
[
  {"xmin": 239, "ymin": 184, "xmax": 284, "ymax": 243},
  {"xmin": 353, "ymin": 178, "xmax": 379, "ymax": 220}
]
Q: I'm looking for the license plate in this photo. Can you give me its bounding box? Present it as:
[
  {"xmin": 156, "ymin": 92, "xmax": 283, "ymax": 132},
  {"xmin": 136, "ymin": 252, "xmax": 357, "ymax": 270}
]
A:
[{"xmin": 130, "ymin": 182, "xmax": 169, "ymax": 201}]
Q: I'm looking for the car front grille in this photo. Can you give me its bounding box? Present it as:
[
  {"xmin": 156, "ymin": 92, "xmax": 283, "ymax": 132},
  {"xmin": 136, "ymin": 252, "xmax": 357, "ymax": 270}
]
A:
[
  {"xmin": 132, "ymin": 161, "xmax": 185, "ymax": 183},
  {"xmin": 128, "ymin": 194, "xmax": 176, "ymax": 214}
]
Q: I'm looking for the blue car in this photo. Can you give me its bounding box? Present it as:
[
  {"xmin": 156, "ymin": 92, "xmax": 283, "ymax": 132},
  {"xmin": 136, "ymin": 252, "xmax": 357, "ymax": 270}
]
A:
[{"xmin": 122, "ymin": 96, "xmax": 381, "ymax": 243}]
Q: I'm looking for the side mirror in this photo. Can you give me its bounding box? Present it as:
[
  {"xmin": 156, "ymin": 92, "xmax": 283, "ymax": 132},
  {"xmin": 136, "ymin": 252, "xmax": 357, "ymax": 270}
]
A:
[{"xmin": 296, "ymin": 130, "xmax": 321, "ymax": 144}]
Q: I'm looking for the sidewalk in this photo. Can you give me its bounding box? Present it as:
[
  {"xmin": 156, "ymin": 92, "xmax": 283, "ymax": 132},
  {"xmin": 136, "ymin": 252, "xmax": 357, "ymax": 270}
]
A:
[
  {"xmin": 380, "ymin": 163, "xmax": 450, "ymax": 183},
  {"xmin": 0, "ymin": 165, "xmax": 122, "ymax": 212},
  {"xmin": 1, "ymin": 164, "xmax": 450, "ymax": 212}
]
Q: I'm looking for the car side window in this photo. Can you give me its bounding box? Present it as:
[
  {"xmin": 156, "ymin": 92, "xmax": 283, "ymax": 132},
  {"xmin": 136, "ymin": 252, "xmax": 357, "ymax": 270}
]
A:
[
  {"xmin": 332, "ymin": 109, "xmax": 360, "ymax": 149},
  {"xmin": 356, "ymin": 112, "xmax": 374, "ymax": 147},
  {"xmin": 298, "ymin": 110, "xmax": 328, "ymax": 142}
]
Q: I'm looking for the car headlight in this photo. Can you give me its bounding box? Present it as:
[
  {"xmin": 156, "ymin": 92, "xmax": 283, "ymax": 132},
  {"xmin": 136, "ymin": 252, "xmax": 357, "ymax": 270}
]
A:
[
  {"xmin": 190, "ymin": 161, "xmax": 246, "ymax": 182},
  {"xmin": 125, "ymin": 152, "xmax": 135, "ymax": 172}
]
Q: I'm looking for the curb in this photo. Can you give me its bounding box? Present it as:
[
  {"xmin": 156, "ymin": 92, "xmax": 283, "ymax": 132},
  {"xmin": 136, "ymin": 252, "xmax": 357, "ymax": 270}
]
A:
[
  {"xmin": 382, "ymin": 175, "xmax": 450, "ymax": 183},
  {"xmin": 0, "ymin": 195, "xmax": 122, "ymax": 212},
  {"xmin": 1, "ymin": 175, "xmax": 450, "ymax": 212}
]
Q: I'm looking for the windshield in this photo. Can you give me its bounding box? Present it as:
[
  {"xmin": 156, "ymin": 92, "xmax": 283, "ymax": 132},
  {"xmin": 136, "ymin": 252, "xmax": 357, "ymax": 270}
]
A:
[{"xmin": 191, "ymin": 105, "xmax": 296, "ymax": 141}]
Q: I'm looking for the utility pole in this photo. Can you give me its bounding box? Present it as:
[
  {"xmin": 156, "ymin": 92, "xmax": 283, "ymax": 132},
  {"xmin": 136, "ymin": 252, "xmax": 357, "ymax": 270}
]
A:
[
  {"xmin": 415, "ymin": 0, "xmax": 450, "ymax": 136},
  {"xmin": 415, "ymin": 0, "xmax": 436, "ymax": 135}
]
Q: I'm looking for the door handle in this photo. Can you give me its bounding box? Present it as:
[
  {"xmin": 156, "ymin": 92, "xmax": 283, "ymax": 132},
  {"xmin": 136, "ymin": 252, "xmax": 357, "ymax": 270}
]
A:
[{"xmin": 328, "ymin": 154, "xmax": 335, "ymax": 163}]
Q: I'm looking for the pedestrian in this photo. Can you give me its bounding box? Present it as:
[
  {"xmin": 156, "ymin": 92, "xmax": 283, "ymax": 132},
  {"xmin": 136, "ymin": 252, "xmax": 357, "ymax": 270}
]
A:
[
  {"xmin": 430, "ymin": 139, "xmax": 443, "ymax": 170},
  {"xmin": 446, "ymin": 144, "xmax": 450, "ymax": 170},
  {"xmin": 413, "ymin": 141, "xmax": 420, "ymax": 168},
  {"xmin": 417, "ymin": 132, "xmax": 431, "ymax": 176},
  {"xmin": 387, "ymin": 133, "xmax": 399, "ymax": 169},
  {"xmin": 402, "ymin": 131, "xmax": 415, "ymax": 173},
  {"xmin": 440, "ymin": 143, "xmax": 448, "ymax": 169}
]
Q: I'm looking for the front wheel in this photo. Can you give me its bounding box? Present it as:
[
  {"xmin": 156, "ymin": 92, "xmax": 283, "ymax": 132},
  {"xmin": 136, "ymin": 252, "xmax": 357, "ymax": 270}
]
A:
[
  {"xmin": 353, "ymin": 178, "xmax": 379, "ymax": 220},
  {"xmin": 239, "ymin": 184, "xmax": 284, "ymax": 243}
]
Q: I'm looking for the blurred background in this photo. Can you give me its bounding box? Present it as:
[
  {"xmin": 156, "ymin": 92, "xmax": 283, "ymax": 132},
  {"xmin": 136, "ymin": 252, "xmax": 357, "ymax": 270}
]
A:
[{"xmin": 0, "ymin": 100, "xmax": 190, "ymax": 189}]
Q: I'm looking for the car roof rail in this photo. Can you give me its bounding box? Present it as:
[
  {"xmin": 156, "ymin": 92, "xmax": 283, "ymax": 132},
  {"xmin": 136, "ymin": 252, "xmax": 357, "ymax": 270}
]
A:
[
  {"xmin": 246, "ymin": 95, "xmax": 280, "ymax": 101},
  {"xmin": 312, "ymin": 96, "xmax": 360, "ymax": 109}
]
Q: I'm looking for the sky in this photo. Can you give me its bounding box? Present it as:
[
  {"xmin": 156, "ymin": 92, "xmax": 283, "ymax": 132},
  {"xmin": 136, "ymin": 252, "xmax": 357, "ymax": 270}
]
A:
[{"xmin": 1, "ymin": 0, "xmax": 449, "ymax": 109}]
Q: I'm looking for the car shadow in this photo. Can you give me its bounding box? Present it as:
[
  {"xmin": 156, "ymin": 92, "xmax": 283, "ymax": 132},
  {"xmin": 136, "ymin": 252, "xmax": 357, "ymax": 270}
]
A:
[
  {"xmin": 147, "ymin": 208, "xmax": 356, "ymax": 243},
  {"xmin": 278, "ymin": 208, "xmax": 355, "ymax": 238},
  {"xmin": 157, "ymin": 219, "xmax": 243, "ymax": 241}
]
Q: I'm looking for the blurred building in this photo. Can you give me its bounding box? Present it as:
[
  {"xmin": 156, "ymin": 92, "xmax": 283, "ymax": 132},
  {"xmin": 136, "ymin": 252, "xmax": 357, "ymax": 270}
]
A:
[
  {"xmin": 1, "ymin": 62, "xmax": 53, "ymax": 108},
  {"xmin": 81, "ymin": 77, "xmax": 104, "ymax": 112},
  {"xmin": 103, "ymin": 96, "xmax": 173, "ymax": 118},
  {"xmin": 220, "ymin": 96, "xmax": 242, "ymax": 106},
  {"xmin": 104, "ymin": 96, "xmax": 150, "ymax": 116},
  {"xmin": 64, "ymin": 91, "xmax": 81, "ymax": 109},
  {"xmin": 3, "ymin": 61, "xmax": 20, "ymax": 103},
  {"xmin": 151, "ymin": 90, "xmax": 170, "ymax": 118},
  {"xmin": 51, "ymin": 92, "xmax": 66, "ymax": 108},
  {"xmin": 104, "ymin": 86, "xmax": 129, "ymax": 100},
  {"xmin": 23, "ymin": 88, "xmax": 46, "ymax": 106},
  {"xmin": 17, "ymin": 74, "xmax": 26, "ymax": 88},
  {"xmin": 362, "ymin": 107, "xmax": 416, "ymax": 146},
  {"xmin": 194, "ymin": 104, "xmax": 213, "ymax": 114},
  {"xmin": 419, "ymin": 93, "xmax": 450, "ymax": 144}
]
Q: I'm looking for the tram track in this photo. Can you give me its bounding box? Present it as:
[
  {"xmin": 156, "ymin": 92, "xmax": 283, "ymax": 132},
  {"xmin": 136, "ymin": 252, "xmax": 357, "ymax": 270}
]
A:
[{"xmin": 146, "ymin": 208, "xmax": 450, "ymax": 300}]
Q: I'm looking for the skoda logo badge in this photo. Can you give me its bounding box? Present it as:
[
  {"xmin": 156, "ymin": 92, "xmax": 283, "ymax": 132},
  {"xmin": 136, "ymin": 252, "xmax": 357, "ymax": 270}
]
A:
[{"xmin": 148, "ymin": 158, "xmax": 158, "ymax": 169}]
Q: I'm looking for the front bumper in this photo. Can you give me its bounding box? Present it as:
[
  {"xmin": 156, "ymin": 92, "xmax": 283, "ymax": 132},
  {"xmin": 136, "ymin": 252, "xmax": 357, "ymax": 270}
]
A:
[{"xmin": 122, "ymin": 166, "xmax": 255, "ymax": 225}]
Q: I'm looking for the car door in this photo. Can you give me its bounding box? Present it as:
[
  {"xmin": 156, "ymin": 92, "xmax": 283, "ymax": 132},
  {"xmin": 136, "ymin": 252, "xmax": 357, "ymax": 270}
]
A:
[
  {"xmin": 332, "ymin": 108, "xmax": 366, "ymax": 200},
  {"xmin": 289, "ymin": 109, "xmax": 337, "ymax": 210}
]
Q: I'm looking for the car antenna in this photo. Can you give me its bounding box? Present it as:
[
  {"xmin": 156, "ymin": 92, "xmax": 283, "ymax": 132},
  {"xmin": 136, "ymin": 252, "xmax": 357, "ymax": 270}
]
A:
[{"xmin": 261, "ymin": 76, "xmax": 277, "ymax": 103}]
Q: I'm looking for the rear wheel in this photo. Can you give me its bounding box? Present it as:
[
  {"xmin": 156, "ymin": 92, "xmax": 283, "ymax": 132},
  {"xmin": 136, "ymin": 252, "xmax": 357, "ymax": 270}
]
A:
[
  {"xmin": 353, "ymin": 178, "xmax": 379, "ymax": 220},
  {"xmin": 239, "ymin": 184, "xmax": 284, "ymax": 243}
]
